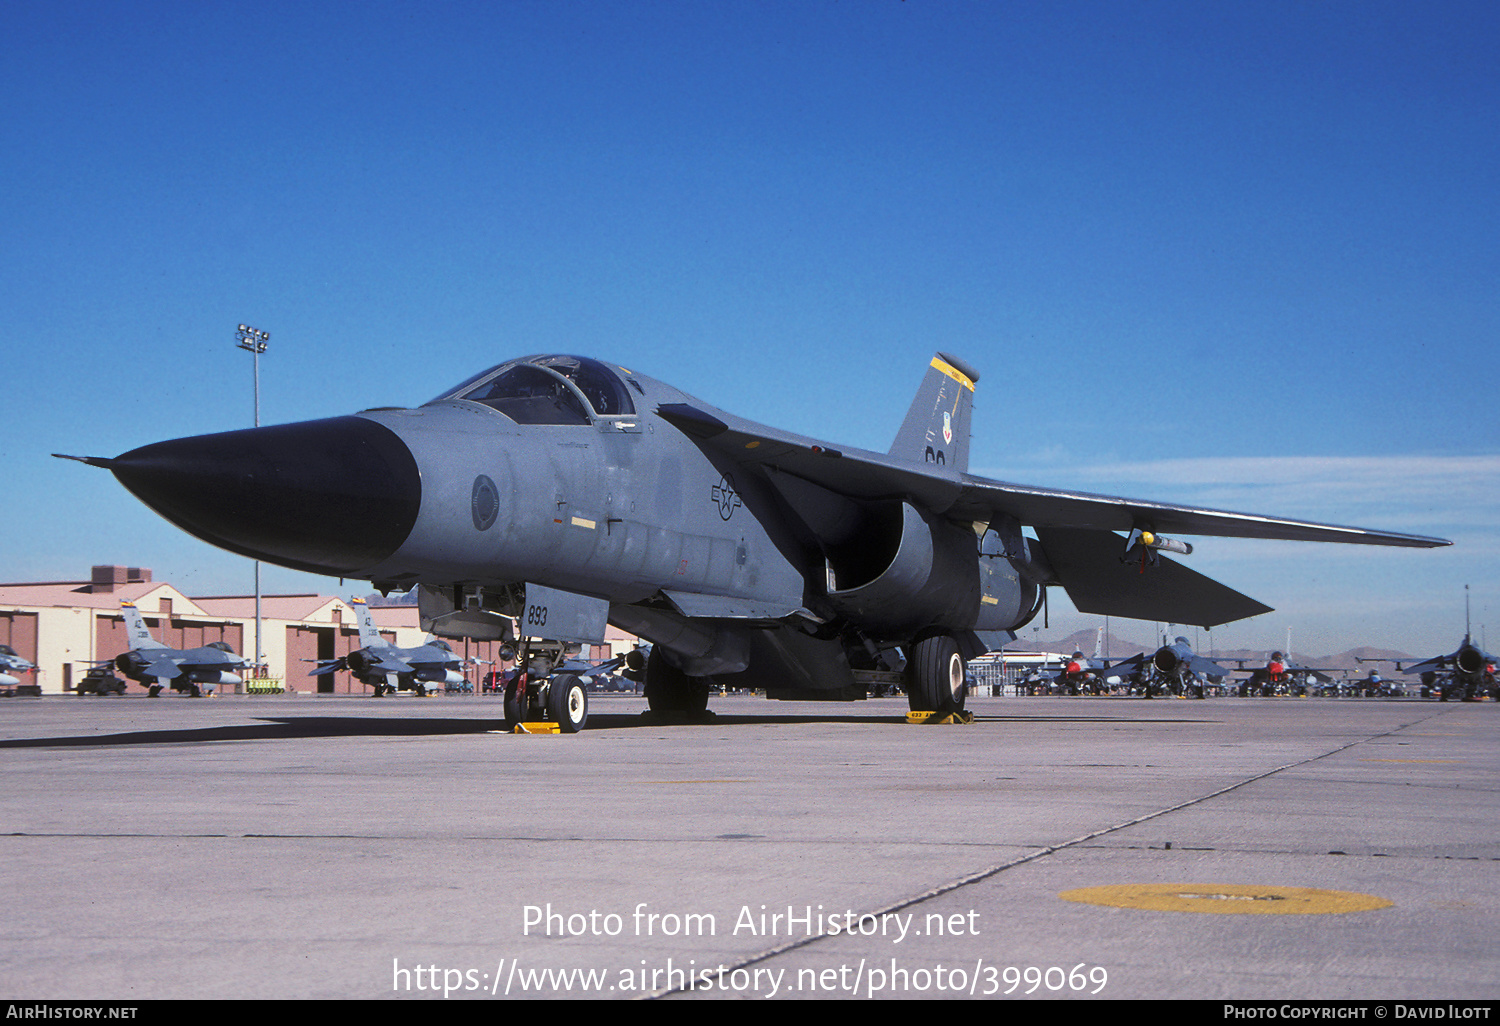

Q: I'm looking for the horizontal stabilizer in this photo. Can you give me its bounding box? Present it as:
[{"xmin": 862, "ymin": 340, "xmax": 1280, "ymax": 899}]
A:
[
  {"xmin": 142, "ymin": 657, "xmax": 182, "ymax": 680},
  {"xmin": 1036, "ymin": 527, "xmax": 1272, "ymax": 628},
  {"xmin": 1403, "ymin": 656, "xmax": 1448, "ymax": 676},
  {"xmin": 1186, "ymin": 653, "xmax": 1235, "ymax": 677}
]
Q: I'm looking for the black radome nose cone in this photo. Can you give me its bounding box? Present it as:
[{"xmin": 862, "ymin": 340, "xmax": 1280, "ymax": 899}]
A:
[{"xmin": 108, "ymin": 416, "xmax": 421, "ymax": 576}]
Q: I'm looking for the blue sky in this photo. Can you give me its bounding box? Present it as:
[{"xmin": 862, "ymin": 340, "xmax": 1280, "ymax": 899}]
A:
[{"xmin": 3, "ymin": 1, "xmax": 1496, "ymax": 658}]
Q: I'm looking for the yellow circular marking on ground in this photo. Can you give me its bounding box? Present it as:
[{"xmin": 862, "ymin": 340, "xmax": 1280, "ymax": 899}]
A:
[{"xmin": 1060, "ymin": 884, "xmax": 1392, "ymax": 915}]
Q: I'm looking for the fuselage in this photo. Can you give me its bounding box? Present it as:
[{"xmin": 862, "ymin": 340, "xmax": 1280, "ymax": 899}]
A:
[{"xmin": 103, "ymin": 355, "xmax": 1036, "ymax": 661}]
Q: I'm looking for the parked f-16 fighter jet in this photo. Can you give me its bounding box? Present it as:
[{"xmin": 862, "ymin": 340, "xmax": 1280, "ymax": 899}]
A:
[
  {"xmin": 309, "ymin": 597, "xmax": 464, "ymax": 697},
  {"xmin": 105, "ymin": 602, "xmax": 246, "ymax": 697},
  {"xmin": 0, "ymin": 645, "xmax": 35, "ymax": 684},
  {"xmin": 1235, "ymin": 651, "xmax": 1335, "ymax": 697},
  {"xmin": 1395, "ymin": 589, "xmax": 1497, "ymax": 702},
  {"xmin": 1399, "ymin": 638, "xmax": 1498, "ymax": 702},
  {"xmin": 0, "ymin": 644, "xmax": 36, "ymax": 688},
  {"xmin": 59, "ymin": 352, "xmax": 1449, "ymax": 724},
  {"xmin": 1110, "ymin": 636, "xmax": 1234, "ymax": 699},
  {"xmin": 1029, "ymin": 627, "xmax": 1117, "ymax": 694}
]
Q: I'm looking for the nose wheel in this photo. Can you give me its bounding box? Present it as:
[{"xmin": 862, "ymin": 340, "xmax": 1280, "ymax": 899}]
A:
[{"xmin": 547, "ymin": 674, "xmax": 589, "ymax": 733}]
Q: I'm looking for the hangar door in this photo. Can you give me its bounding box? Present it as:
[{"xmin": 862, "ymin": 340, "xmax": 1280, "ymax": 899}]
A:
[{"xmin": 0, "ymin": 611, "xmax": 38, "ymax": 674}]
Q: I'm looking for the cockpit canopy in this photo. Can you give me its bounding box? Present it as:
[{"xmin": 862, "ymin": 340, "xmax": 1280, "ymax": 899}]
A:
[{"xmin": 435, "ymin": 355, "xmax": 637, "ymax": 424}]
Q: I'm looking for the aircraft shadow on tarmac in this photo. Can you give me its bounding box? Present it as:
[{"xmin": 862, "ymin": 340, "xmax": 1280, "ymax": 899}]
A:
[{"xmin": 0, "ymin": 710, "xmax": 1212, "ymax": 747}]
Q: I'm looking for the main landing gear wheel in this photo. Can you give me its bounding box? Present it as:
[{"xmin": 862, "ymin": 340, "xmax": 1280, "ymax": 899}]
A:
[
  {"xmin": 644, "ymin": 647, "xmax": 711, "ymax": 720},
  {"xmin": 504, "ymin": 679, "xmax": 528, "ymax": 724},
  {"xmin": 547, "ymin": 674, "xmax": 589, "ymax": 733},
  {"xmin": 907, "ymin": 632, "xmax": 966, "ymax": 714}
]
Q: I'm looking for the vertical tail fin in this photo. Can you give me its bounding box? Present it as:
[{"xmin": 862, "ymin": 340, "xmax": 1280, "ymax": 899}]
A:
[
  {"xmin": 119, "ymin": 602, "xmax": 168, "ymax": 649},
  {"xmin": 889, "ymin": 352, "xmax": 979, "ymax": 473},
  {"xmin": 351, "ymin": 597, "xmax": 385, "ymax": 648}
]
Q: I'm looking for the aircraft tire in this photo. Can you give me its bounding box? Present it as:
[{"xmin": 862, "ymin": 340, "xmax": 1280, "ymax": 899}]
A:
[
  {"xmin": 907, "ymin": 632, "xmax": 965, "ymax": 713},
  {"xmin": 547, "ymin": 674, "xmax": 589, "ymax": 733},
  {"xmin": 504, "ymin": 680, "xmax": 528, "ymax": 724},
  {"xmin": 644, "ymin": 648, "xmax": 709, "ymax": 717},
  {"xmin": 147, "ymin": 684, "xmax": 161, "ymax": 698}
]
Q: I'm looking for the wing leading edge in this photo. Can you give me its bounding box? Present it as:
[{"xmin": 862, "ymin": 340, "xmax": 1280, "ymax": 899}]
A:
[{"xmin": 656, "ymin": 403, "xmax": 1451, "ymax": 549}]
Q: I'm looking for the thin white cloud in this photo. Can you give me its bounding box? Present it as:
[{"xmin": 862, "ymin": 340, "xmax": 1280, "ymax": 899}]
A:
[
  {"xmin": 977, "ymin": 453, "xmax": 1500, "ymax": 656},
  {"xmin": 979, "ymin": 453, "xmax": 1500, "ymax": 536}
]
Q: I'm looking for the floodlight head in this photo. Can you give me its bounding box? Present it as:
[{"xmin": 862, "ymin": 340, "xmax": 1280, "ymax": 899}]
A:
[{"xmin": 235, "ymin": 324, "xmax": 270, "ymax": 352}]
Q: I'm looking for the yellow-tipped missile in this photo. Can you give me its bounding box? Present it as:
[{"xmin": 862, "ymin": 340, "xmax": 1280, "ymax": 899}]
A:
[{"xmin": 1137, "ymin": 530, "xmax": 1193, "ymax": 556}]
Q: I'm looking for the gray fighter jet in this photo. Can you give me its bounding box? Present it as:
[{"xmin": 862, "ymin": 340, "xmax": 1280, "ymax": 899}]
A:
[
  {"xmin": 58, "ymin": 352, "xmax": 1449, "ymax": 722},
  {"xmin": 1024, "ymin": 628, "xmax": 1116, "ymax": 694},
  {"xmin": 1235, "ymin": 651, "xmax": 1335, "ymax": 697},
  {"xmin": 309, "ymin": 597, "xmax": 464, "ymax": 697},
  {"xmin": 1400, "ymin": 638, "xmax": 1497, "ymax": 702},
  {"xmin": 0, "ymin": 644, "xmax": 36, "ymax": 689},
  {"xmin": 1110, "ymin": 636, "xmax": 1234, "ymax": 699},
  {"xmin": 106, "ymin": 601, "xmax": 246, "ymax": 697},
  {"xmin": 1398, "ymin": 590, "xmax": 1497, "ymax": 701}
]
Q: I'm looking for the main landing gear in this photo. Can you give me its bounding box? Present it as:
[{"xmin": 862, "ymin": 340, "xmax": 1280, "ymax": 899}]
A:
[{"xmin": 905, "ymin": 631, "xmax": 967, "ymax": 714}]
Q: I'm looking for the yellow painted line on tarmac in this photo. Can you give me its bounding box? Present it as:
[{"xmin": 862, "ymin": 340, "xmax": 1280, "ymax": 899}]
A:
[
  {"xmin": 1359, "ymin": 758, "xmax": 1460, "ymax": 763},
  {"xmin": 1060, "ymin": 884, "xmax": 1392, "ymax": 915}
]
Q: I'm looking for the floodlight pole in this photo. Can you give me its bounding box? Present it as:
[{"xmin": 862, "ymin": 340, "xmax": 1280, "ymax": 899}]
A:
[{"xmin": 236, "ymin": 324, "xmax": 270, "ymax": 679}]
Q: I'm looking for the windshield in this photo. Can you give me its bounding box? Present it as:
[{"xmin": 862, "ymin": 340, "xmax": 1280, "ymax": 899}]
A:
[
  {"xmin": 457, "ymin": 364, "xmax": 592, "ymax": 425},
  {"xmin": 532, "ymin": 355, "xmax": 635, "ymax": 416},
  {"xmin": 435, "ymin": 355, "xmax": 636, "ymax": 423}
]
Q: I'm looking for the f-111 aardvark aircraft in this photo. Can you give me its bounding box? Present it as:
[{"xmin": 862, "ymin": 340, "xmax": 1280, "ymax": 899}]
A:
[{"xmin": 59, "ymin": 352, "xmax": 1448, "ymax": 723}]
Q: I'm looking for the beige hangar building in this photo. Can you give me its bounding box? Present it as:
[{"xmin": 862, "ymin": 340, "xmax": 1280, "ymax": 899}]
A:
[{"xmin": 0, "ymin": 565, "xmax": 635, "ymax": 695}]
